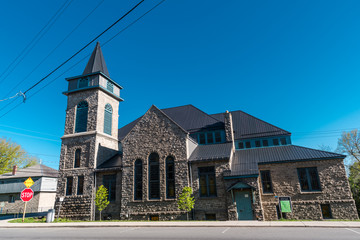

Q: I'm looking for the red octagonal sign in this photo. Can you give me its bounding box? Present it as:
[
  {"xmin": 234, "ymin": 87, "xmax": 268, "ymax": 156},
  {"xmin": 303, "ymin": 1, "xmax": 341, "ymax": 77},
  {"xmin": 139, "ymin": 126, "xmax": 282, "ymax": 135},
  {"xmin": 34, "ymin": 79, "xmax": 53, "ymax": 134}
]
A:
[{"xmin": 20, "ymin": 188, "xmax": 34, "ymax": 202}]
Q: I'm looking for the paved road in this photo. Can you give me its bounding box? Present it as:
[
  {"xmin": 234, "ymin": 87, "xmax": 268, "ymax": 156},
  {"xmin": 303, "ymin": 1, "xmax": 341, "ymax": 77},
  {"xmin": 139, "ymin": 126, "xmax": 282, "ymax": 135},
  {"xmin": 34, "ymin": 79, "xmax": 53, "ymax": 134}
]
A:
[{"xmin": 1, "ymin": 227, "xmax": 360, "ymax": 240}]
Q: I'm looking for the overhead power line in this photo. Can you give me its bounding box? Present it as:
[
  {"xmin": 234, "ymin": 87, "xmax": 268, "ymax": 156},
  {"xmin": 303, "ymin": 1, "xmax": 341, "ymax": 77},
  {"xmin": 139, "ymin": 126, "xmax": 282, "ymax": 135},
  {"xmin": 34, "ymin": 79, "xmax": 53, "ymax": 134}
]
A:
[
  {"xmin": 0, "ymin": 0, "xmax": 73, "ymax": 86},
  {"xmin": 23, "ymin": 0, "xmax": 145, "ymax": 95},
  {"xmin": 3, "ymin": 0, "xmax": 105, "ymax": 99},
  {"xmin": 0, "ymin": 0, "xmax": 166, "ymax": 119}
]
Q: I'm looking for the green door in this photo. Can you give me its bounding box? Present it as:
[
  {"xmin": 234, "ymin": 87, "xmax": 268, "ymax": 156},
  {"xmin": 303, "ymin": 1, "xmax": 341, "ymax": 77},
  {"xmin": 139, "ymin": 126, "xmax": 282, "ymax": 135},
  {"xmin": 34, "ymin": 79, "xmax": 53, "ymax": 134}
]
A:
[{"xmin": 235, "ymin": 190, "xmax": 253, "ymax": 220}]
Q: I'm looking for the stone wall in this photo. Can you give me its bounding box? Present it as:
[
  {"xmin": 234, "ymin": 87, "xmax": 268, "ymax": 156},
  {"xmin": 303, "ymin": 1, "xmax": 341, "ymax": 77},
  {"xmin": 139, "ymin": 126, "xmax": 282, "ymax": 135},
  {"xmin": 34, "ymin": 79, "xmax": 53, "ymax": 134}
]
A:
[
  {"xmin": 259, "ymin": 159, "xmax": 359, "ymax": 220},
  {"xmin": 190, "ymin": 160, "xmax": 231, "ymax": 221},
  {"xmin": 120, "ymin": 106, "xmax": 189, "ymax": 220}
]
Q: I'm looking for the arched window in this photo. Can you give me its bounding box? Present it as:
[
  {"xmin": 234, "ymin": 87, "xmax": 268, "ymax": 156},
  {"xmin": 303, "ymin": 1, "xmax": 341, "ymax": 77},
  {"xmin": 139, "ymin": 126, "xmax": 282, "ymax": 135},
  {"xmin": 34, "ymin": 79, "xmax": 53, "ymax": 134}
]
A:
[
  {"xmin": 74, "ymin": 149, "xmax": 81, "ymax": 168},
  {"xmin": 104, "ymin": 104, "xmax": 112, "ymax": 135},
  {"xmin": 107, "ymin": 81, "xmax": 114, "ymax": 93},
  {"xmin": 166, "ymin": 156, "xmax": 175, "ymax": 198},
  {"xmin": 75, "ymin": 101, "xmax": 88, "ymax": 133},
  {"xmin": 148, "ymin": 152, "xmax": 160, "ymax": 199},
  {"xmin": 134, "ymin": 159, "xmax": 143, "ymax": 200}
]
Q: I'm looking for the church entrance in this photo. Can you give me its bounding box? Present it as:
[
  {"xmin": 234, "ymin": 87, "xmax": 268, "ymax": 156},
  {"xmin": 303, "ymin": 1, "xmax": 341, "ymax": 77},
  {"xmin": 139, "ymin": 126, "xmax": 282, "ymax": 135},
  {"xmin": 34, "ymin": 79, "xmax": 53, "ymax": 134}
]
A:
[{"xmin": 235, "ymin": 190, "xmax": 253, "ymax": 220}]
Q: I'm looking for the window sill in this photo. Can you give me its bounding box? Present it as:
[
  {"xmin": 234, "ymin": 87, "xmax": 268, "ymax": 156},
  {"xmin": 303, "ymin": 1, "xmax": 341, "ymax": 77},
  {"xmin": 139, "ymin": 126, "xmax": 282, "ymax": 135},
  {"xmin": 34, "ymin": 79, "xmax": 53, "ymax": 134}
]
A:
[
  {"xmin": 299, "ymin": 191, "xmax": 322, "ymax": 194},
  {"xmin": 262, "ymin": 192, "xmax": 275, "ymax": 196}
]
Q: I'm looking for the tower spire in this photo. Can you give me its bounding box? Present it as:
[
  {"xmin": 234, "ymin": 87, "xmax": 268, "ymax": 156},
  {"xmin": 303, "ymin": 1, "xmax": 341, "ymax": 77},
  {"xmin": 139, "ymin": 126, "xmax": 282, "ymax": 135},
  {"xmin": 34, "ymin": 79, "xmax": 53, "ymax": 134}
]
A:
[{"xmin": 83, "ymin": 42, "xmax": 110, "ymax": 77}]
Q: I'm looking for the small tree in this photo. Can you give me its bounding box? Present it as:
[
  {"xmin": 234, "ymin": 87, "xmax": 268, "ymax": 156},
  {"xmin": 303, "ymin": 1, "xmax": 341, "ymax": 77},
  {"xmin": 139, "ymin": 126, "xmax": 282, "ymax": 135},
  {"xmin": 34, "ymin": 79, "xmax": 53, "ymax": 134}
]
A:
[
  {"xmin": 177, "ymin": 186, "xmax": 195, "ymax": 220},
  {"xmin": 95, "ymin": 185, "xmax": 109, "ymax": 221}
]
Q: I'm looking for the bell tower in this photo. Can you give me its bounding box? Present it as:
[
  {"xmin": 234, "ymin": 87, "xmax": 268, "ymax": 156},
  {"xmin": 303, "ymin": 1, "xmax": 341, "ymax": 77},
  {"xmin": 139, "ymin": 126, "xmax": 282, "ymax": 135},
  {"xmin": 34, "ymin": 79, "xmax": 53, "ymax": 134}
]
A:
[{"xmin": 56, "ymin": 42, "xmax": 123, "ymax": 220}]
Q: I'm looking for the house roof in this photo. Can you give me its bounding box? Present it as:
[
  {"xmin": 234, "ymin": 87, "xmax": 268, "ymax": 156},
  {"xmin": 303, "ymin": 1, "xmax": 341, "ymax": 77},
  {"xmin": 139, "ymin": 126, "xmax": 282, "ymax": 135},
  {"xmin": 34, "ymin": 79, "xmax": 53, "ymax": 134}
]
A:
[
  {"xmin": 0, "ymin": 164, "xmax": 58, "ymax": 179},
  {"xmin": 83, "ymin": 42, "xmax": 110, "ymax": 77},
  {"xmin": 161, "ymin": 105, "xmax": 224, "ymax": 132},
  {"xmin": 211, "ymin": 110, "xmax": 290, "ymax": 140},
  {"xmin": 189, "ymin": 143, "xmax": 233, "ymax": 161},
  {"xmin": 118, "ymin": 105, "xmax": 289, "ymax": 141},
  {"xmin": 97, "ymin": 153, "xmax": 122, "ymax": 169},
  {"xmin": 230, "ymin": 145, "xmax": 345, "ymax": 176}
]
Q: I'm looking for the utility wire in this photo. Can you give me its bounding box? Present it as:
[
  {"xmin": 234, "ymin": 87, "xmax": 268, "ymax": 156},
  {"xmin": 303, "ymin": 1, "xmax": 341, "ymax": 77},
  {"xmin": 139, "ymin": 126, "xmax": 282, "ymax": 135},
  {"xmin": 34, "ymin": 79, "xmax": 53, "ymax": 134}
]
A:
[
  {"xmin": 23, "ymin": 0, "xmax": 145, "ymax": 95},
  {"xmin": 0, "ymin": 0, "xmax": 165, "ymax": 119},
  {"xmin": 0, "ymin": 0, "xmax": 73, "ymax": 86},
  {"xmin": 3, "ymin": 0, "xmax": 105, "ymax": 99}
]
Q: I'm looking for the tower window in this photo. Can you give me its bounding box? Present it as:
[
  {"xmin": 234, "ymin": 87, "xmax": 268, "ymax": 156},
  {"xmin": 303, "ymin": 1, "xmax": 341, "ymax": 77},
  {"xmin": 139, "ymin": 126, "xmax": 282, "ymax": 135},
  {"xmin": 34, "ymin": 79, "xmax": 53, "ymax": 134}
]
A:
[
  {"xmin": 104, "ymin": 104, "xmax": 112, "ymax": 135},
  {"xmin": 166, "ymin": 156, "xmax": 175, "ymax": 199},
  {"xmin": 74, "ymin": 149, "xmax": 81, "ymax": 168},
  {"xmin": 107, "ymin": 81, "xmax": 114, "ymax": 93},
  {"xmin": 245, "ymin": 141, "xmax": 251, "ymax": 148},
  {"xmin": 255, "ymin": 140, "xmax": 261, "ymax": 148},
  {"xmin": 273, "ymin": 139, "xmax": 279, "ymax": 146},
  {"xmin": 134, "ymin": 159, "xmax": 143, "ymax": 200},
  {"xmin": 77, "ymin": 176, "xmax": 84, "ymax": 195},
  {"xmin": 79, "ymin": 77, "xmax": 89, "ymax": 88},
  {"xmin": 75, "ymin": 101, "xmax": 88, "ymax": 133},
  {"xmin": 149, "ymin": 152, "xmax": 160, "ymax": 199},
  {"xmin": 280, "ymin": 138, "xmax": 287, "ymax": 145},
  {"xmin": 66, "ymin": 177, "xmax": 73, "ymax": 196},
  {"xmin": 262, "ymin": 139, "xmax": 269, "ymax": 147}
]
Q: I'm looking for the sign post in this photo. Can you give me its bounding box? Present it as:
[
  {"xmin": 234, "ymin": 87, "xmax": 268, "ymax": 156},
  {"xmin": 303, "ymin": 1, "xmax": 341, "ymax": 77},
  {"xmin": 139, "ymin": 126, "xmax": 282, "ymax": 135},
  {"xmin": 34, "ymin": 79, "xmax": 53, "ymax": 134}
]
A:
[
  {"xmin": 21, "ymin": 177, "xmax": 34, "ymax": 222},
  {"xmin": 278, "ymin": 196, "xmax": 292, "ymax": 219},
  {"xmin": 57, "ymin": 197, "xmax": 64, "ymax": 221}
]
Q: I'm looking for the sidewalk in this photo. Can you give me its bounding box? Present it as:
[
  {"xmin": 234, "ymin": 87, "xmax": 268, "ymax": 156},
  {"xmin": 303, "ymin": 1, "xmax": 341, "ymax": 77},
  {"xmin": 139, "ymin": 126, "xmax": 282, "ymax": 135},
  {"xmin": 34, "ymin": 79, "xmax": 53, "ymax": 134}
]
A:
[{"xmin": 0, "ymin": 219, "xmax": 360, "ymax": 228}]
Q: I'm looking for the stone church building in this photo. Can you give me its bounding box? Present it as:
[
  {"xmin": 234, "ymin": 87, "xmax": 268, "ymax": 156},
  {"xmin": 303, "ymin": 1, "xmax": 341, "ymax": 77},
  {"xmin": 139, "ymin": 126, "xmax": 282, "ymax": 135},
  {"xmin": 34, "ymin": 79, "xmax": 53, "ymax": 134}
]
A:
[{"xmin": 55, "ymin": 43, "xmax": 358, "ymax": 221}]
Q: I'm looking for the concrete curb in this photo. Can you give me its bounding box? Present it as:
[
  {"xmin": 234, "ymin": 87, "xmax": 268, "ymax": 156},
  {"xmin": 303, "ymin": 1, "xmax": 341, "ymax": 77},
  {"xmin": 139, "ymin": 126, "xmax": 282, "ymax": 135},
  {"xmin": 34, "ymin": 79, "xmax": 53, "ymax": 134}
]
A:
[{"xmin": 1, "ymin": 221, "xmax": 360, "ymax": 228}]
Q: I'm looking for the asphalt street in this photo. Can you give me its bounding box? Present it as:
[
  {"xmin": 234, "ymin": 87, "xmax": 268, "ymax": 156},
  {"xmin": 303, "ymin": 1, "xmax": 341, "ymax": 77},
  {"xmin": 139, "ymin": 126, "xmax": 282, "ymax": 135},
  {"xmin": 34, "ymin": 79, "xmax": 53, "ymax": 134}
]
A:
[{"xmin": 1, "ymin": 227, "xmax": 360, "ymax": 240}]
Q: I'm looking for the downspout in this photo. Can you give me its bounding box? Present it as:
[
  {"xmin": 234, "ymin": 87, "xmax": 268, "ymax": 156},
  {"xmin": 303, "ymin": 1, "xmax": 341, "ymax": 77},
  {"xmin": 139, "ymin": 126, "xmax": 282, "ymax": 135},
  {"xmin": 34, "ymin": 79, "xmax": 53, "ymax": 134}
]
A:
[
  {"xmin": 93, "ymin": 171, "xmax": 96, "ymax": 221},
  {"xmin": 188, "ymin": 161, "xmax": 194, "ymax": 220}
]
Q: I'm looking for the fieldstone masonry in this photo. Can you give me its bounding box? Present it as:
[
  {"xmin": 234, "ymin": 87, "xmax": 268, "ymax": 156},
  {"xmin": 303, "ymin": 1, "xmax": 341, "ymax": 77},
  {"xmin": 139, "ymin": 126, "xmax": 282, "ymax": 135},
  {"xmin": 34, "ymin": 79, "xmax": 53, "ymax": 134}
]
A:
[
  {"xmin": 120, "ymin": 106, "xmax": 189, "ymax": 220},
  {"xmin": 259, "ymin": 159, "xmax": 358, "ymax": 220},
  {"xmin": 55, "ymin": 43, "xmax": 359, "ymax": 221}
]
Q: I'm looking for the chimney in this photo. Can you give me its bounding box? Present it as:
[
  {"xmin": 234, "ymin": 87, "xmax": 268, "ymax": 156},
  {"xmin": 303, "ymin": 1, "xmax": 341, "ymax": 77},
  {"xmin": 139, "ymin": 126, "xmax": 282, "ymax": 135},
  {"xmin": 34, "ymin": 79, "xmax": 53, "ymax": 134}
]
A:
[
  {"xmin": 12, "ymin": 165, "xmax": 17, "ymax": 175},
  {"xmin": 224, "ymin": 111, "xmax": 235, "ymax": 150}
]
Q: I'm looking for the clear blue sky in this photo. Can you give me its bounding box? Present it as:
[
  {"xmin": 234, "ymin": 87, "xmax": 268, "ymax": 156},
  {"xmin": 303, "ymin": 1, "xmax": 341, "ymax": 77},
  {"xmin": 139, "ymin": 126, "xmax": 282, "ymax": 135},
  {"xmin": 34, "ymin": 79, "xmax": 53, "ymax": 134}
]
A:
[{"xmin": 1, "ymin": 0, "xmax": 360, "ymax": 170}]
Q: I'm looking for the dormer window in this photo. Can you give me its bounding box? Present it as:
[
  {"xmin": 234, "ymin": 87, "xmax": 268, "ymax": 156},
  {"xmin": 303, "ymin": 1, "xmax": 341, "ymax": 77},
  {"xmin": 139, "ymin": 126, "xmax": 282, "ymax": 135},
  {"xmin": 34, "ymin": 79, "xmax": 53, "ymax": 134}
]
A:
[
  {"xmin": 107, "ymin": 81, "xmax": 114, "ymax": 93},
  {"xmin": 79, "ymin": 77, "xmax": 89, "ymax": 88}
]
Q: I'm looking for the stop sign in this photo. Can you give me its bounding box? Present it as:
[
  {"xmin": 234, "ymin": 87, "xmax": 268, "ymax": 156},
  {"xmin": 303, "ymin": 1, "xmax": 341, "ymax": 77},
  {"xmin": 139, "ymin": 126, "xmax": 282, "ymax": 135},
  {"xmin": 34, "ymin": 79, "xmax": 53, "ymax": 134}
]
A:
[{"xmin": 20, "ymin": 188, "xmax": 34, "ymax": 202}]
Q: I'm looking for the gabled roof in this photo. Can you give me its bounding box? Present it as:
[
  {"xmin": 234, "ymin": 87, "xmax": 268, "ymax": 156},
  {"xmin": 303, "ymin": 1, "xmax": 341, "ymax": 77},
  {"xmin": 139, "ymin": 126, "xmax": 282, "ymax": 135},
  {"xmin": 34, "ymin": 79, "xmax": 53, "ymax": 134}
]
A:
[
  {"xmin": 162, "ymin": 105, "xmax": 224, "ymax": 132},
  {"xmin": 118, "ymin": 105, "xmax": 290, "ymax": 142},
  {"xmin": 83, "ymin": 42, "xmax": 110, "ymax": 77},
  {"xmin": 229, "ymin": 145, "xmax": 345, "ymax": 176},
  {"xmin": 189, "ymin": 143, "xmax": 233, "ymax": 161},
  {"xmin": 211, "ymin": 110, "xmax": 290, "ymax": 140},
  {"xmin": 118, "ymin": 104, "xmax": 224, "ymax": 141},
  {"xmin": 0, "ymin": 164, "xmax": 58, "ymax": 179}
]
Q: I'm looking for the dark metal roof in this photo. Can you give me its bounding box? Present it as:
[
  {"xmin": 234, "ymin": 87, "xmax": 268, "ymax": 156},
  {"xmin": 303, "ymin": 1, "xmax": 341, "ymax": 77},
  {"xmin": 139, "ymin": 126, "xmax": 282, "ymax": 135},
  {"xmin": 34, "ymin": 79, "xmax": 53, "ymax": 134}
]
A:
[
  {"xmin": 162, "ymin": 105, "xmax": 224, "ymax": 132},
  {"xmin": 118, "ymin": 105, "xmax": 289, "ymax": 141},
  {"xmin": 83, "ymin": 42, "xmax": 110, "ymax": 77},
  {"xmin": 0, "ymin": 164, "xmax": 58, "ymax": 179},
  {"xmin": 189, "ymin": 143, "xmax": 233, "ymax": 161},
  {"xmin": 211, "ymin": 110, "xmax": 290, "ymax": 140},
  {"xmin": 230, "ymin": 145, "xmax": 345, "ymax": 176},
  {"xmin": 97, "ymin": 153, "xmax": 122, "ymax": 169}
]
